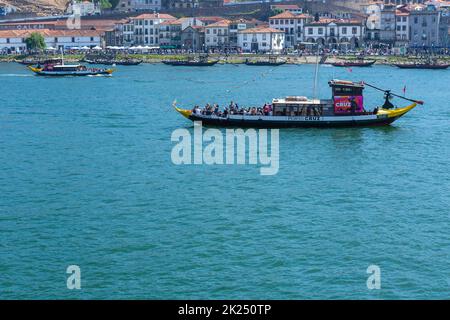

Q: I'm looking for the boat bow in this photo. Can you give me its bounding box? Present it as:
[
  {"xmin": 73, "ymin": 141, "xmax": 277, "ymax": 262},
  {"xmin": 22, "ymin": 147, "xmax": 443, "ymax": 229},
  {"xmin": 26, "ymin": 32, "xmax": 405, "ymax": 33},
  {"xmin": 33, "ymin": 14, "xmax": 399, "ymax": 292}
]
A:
[
  {"xmin": 377, "ymin": 102, "xmax": 418, "ymax": 118},
  {"xmin": 172, "ymin": 101, "xmax": 192, "ymax": 119}
]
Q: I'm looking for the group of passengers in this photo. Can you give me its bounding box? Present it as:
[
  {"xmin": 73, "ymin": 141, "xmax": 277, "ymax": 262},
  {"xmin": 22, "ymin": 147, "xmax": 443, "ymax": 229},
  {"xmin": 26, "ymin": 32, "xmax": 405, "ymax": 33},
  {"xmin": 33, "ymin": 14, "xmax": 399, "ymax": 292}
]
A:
[{"xmin": 192, "ymin": 101, "xmax": 273, "ymax": 117}]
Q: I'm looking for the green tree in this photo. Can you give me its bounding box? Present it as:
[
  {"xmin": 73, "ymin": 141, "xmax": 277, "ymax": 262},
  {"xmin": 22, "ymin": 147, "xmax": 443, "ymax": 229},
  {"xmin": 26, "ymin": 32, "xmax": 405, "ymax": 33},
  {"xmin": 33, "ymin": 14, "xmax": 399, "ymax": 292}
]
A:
[
  {"xmin": 99, "ymin": 0, "xmax": 112, "ymax": 9},
  {"xmin": 25, "ymin": 32, "xmax": 46, "ymax": 52},
  {"xmin": 270, "ymin": 8, "xmax": 284, "ymax": 16}
]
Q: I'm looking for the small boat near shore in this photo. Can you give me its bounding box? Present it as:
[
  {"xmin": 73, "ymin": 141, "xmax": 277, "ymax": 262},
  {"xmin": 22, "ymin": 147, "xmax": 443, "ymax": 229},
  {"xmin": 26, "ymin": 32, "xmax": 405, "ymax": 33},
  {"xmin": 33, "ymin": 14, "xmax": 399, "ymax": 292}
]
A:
[
  {"xmin": 174, "ymin": 79, "xmax": 423, "ymax": 128},
  {"xmin": 332, "ymin": 59, "xmax": 376, "ymax": 67},
  {"xmin": 84, "ymin": 58, "xmax": 143, "ymax": 66},
  {"xmin": 393, "ymin": 63, "xmax": 449, "ymax": 69},
  {"xmin": 19, "ymin": 57, "xmax": 64, "ymax": 66},
  {"xmin": 163, "ymin": 54, "xmax": 218, "ymax": 66},
  {"xmin": 245, "ymin": 56, "xmax": 286, "ymax": 66},
  {"xmin": 162, "ymin": 60, "xmax": 219, "ymax": 66},
  {"xmin": 393, "ymin": 56, "xmax": 449, "ymax": 69}
]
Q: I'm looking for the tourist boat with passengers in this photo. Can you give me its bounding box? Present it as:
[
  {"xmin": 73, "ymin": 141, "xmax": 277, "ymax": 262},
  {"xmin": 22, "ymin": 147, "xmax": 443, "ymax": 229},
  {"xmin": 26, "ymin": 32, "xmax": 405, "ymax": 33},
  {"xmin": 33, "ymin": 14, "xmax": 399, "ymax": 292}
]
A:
[
  {"xmin": 28, "ymin": 61, "xmax": 114, "ymax": 76},
  {"xmin": 173, "ymin": 79, "xmax": 423, "ymax": 128}
]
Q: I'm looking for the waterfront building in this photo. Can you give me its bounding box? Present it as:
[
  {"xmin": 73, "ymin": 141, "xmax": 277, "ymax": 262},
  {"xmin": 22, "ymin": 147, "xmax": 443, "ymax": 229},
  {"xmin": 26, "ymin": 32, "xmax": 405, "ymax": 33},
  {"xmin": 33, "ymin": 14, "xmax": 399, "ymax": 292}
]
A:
[
  {"xmin": 380, "ymin": 4, "xmax": 397, "ymax": 45},
  {"xmin": 131, "ymin": 13, "xmax": 176, "ymax": 46},
  {"xmin": 269, "ymin": 11, "xmax": 312, "ymax": 48},
  {"xmin": 304, "ymin": 19, "xmax": 365, "ymax": 49},
  {"xmin": 408, "ymin": 4, "xmax": 445, "ymax": 47},
  {"xmin": 105, "ymin": 19, "xmax": 134, "ymax": 47},
  {"xmin": 237, "ymin": 27, "xmax": 285, "ymax": 53},
  {"xmin": 180, "ymin": 25, "xmax": 205, "ymax": 51},
  {"xmin": 204, "ymin": 19, "xmax": 231, "ymax": 50},
  {"xmin": 229, "ymin": 19, "xmax": 261, "ymax": 49},
  {"xmin": 395, "ymin": 5, "xmax": 410, "ymax": 45},
  {"xmin": 0, "ymin": 29, "xmax": 102, "ymax": 52},
  {"xmin": 115, "ymin": 0, "xmax": 162, "ymax": 12},
  {"xmin": 159, "ymin": 19, "xmax": 183, "ymax": 48}
]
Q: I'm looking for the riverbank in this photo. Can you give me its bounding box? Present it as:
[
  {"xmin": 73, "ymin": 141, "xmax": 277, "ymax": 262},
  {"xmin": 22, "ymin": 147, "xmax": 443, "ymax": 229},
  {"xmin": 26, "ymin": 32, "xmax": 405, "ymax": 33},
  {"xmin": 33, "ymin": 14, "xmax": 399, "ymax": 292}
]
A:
[{"xmin": 1, "ymin": 53, "xmax": 449, "ymax": 65}]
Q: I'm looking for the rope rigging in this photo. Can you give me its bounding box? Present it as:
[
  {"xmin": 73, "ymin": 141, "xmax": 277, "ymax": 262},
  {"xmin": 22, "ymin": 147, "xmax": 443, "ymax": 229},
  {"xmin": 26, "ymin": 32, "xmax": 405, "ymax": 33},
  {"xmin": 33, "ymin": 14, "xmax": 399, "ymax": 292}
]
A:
[{"xmin": 363, "ymin": 81, "xmax": 424, "ymax": 106}]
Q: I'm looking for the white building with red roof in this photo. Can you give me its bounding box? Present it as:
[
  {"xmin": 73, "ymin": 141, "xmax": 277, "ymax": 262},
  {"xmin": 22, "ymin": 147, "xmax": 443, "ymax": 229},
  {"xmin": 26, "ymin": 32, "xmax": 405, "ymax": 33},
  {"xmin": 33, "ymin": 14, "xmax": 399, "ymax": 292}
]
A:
[
  {"xmin": 269, "ymin": 11, "xmax": 312, "ymax": 48},
  {"xmin": 395, "ymin": 5, "xmax": 410, "ymax": 43},
  {"xmin": 0, "ymin": 29, "xmax": 103, "ymax": 52},
  {"xmin": 304, "ymin": 18, "xmax": 365, "ymax": 48},
  {"xmin": 205, "ymin": 19, "xmax": 231, "ymax": 50},
  {"xmin": 237, "ymin": 27, "xmax": 285, "ymax": 53},
  {"xmin": 130, "ymin": 13, "xmax": 176, "ymax": 46}
]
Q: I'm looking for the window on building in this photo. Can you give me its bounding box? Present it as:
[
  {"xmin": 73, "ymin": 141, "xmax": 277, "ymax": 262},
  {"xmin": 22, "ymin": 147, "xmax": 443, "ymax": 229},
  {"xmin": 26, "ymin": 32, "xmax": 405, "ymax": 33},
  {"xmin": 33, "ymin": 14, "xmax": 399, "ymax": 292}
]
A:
[
  {"xmin": 308, "ymin": 28, "xmax": 313, "ymax": 35},
  {"xmin": 342, "ymin": 27, "xmax": 347, "ymax": 34},
  {"xmin": 318, "ymin": 28, "xmax": 323, "ymax": 35},
  {"xmin": 352, "ymin": 27, "xmax": 357, "ymax": 34}
]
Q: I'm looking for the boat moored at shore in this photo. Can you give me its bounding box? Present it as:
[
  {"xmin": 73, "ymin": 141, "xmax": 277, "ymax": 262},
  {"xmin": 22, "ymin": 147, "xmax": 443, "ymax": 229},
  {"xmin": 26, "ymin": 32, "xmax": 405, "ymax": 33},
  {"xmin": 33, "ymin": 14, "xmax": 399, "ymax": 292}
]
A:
[
  {"xmin": 332, "ymin": 60, "xmax": 376, "ymax": 67},
  {"xmin": 163, "ymin": 54, "xmax": 218, "ymax": 66}
]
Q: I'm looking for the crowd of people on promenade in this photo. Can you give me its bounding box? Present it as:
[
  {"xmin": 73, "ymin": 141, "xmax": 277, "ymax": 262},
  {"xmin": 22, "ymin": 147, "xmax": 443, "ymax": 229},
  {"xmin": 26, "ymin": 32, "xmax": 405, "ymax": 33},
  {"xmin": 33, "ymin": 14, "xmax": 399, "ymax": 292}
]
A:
[{"xmin": 192, "ymin": 101, "xmax": 273, "ymax": 117}]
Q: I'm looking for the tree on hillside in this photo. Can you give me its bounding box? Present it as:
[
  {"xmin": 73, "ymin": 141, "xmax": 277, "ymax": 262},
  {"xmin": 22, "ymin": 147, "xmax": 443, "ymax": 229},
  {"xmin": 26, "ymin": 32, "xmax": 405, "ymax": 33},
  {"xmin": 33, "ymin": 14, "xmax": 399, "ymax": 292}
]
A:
[
  {"xmin": 25, "ymin": 32, "xmax": 46, "ymax": 52},
  {"xmin": 270, "ymin": 8, "xmax": 284, "ymax": 16}
]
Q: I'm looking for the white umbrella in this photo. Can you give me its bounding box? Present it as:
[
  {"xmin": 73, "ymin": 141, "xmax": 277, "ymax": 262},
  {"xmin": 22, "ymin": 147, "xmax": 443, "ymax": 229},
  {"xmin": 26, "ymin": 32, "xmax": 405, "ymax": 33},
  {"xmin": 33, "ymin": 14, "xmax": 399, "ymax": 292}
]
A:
[
  {"xmin": 46, "ymin": 46, "xmax": 56, "ymax": 51},
  {"xmin": 93, "ymin": 46, "xmax": 102, "ymax": 50},
  {"xmin": 81, "ymin": 46, "xmax": 90, "ymax": 50}
]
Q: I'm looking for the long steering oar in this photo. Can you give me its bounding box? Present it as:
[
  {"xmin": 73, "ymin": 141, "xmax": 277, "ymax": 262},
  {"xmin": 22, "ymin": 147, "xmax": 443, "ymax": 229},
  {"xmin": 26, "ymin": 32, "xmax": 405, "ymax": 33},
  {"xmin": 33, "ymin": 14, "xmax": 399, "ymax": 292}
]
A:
[{"xmin": 363, "ymin": 82, "xmax": 424, "ymax": 105}]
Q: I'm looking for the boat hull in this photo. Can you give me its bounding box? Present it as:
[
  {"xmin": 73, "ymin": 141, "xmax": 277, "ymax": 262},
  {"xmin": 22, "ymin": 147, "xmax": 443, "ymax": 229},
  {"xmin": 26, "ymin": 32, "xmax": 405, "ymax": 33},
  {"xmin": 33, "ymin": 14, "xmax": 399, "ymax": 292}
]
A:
[
  {"xmin": 184, "ymin": 114, "xmax": 397, "ymax": 128},
  {"xmin": 332, "ymin": 61, "xmax": 375, "ymax": 67},
  {"xmin": 174, "ymin": 102, "xmax": 418, "ymax": 128},
  {"xmin": 162, "ymin": 60, "xmax": 218, "ymax": 66},
  {"xmin": 393, "ymin": 64, "xmax": 449, "ymax": 69},
  {"xmin": 245, "ymin": 62, "xmax": 286, "ymax": 66},
  {"xmin": 30, "ymin": 68, "xmax": 114, "ymax": 77}
]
